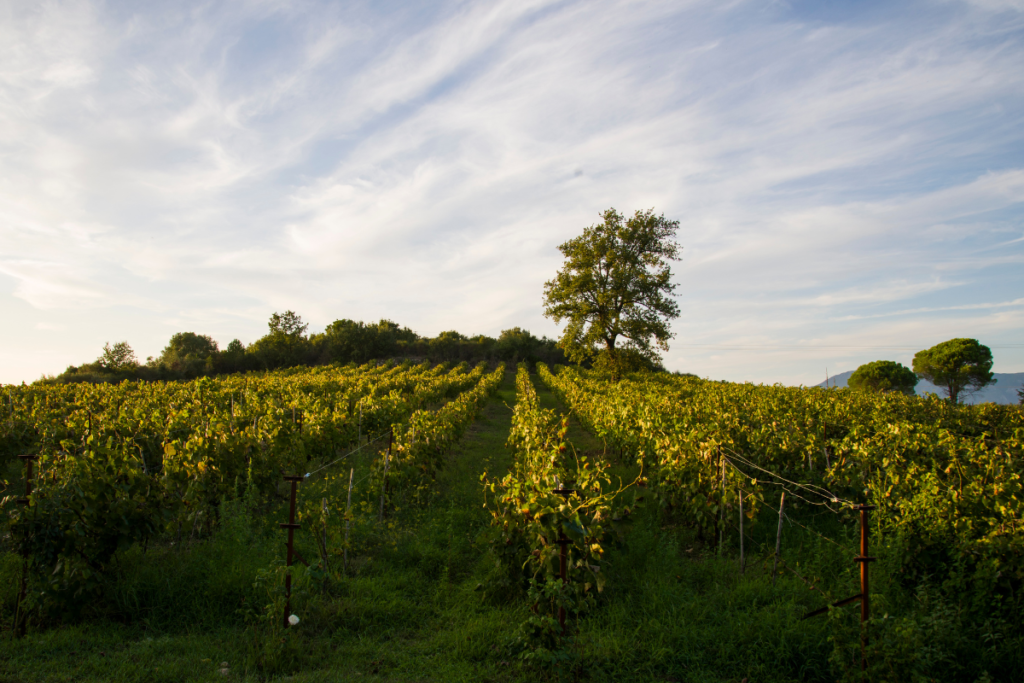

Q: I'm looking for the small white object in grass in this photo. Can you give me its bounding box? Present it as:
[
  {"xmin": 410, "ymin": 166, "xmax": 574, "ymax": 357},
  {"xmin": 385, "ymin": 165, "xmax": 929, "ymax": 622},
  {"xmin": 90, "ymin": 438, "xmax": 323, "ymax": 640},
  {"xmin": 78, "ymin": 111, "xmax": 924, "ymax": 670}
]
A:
[{"xmin": 288, "ymin": 614, "xmax": 300, "ymax": 626}]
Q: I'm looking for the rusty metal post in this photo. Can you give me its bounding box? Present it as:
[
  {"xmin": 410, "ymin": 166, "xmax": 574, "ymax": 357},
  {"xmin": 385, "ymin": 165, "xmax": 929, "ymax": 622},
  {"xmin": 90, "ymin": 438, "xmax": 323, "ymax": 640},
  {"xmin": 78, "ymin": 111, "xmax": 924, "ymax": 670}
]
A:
[
  {"xmin": 853, "ymin": 504, "xmax": 876, "ymax": 673},
  {"xmin": 280, "ymin": 474, "xmax": 303, "ymax": 628},
  {"xmin": 17, "ymin": 454, "xmax": 37, "ymax": 501},
  {"xmin": 552, "ymin": 486, "xmax": 576, "ymax": 636},
  {"xmin": 14, "ymin": 454, "xmax": 38, "ymax": 638}
]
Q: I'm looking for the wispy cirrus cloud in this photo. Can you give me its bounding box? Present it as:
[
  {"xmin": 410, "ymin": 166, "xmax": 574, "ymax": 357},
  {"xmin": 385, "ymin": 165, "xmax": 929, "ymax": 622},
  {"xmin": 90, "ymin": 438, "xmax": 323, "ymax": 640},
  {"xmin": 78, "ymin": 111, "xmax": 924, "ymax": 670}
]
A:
[{"xmin": 1, "ymin": 0, "xmax": 1023, "ymax": 384}]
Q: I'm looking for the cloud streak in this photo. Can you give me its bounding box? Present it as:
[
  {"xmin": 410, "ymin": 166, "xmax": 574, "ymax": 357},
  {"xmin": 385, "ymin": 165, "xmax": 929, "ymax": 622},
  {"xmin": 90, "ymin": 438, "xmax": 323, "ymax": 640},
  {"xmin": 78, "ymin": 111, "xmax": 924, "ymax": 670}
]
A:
[{"xmin": 1, "ymin": 0, "xmax": 1023, "ymax": 384}]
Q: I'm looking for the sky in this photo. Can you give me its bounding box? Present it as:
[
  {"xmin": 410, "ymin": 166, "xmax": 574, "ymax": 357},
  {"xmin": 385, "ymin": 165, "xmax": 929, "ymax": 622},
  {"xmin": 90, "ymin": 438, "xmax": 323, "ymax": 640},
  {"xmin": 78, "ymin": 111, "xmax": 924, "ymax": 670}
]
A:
[{"xmin": 1, "ymin": 0, "xmax": 1023, "ymax": 386}]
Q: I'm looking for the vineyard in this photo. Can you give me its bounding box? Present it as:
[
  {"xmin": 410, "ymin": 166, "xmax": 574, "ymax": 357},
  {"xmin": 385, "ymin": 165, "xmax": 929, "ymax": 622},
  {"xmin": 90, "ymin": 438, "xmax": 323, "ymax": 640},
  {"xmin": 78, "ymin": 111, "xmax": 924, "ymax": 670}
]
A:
[{"xmin": 1, "ymin": 362, "xmax": 1022, "ymax": 682}]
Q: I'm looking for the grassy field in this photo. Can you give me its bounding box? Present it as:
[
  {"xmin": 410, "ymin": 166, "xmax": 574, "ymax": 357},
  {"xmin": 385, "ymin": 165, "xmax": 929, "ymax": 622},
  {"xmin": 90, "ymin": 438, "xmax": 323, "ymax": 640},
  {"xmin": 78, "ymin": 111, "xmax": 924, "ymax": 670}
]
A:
[{"xmin": 1, "ymin": 371, "xmax": 1016, "ymax": 682}]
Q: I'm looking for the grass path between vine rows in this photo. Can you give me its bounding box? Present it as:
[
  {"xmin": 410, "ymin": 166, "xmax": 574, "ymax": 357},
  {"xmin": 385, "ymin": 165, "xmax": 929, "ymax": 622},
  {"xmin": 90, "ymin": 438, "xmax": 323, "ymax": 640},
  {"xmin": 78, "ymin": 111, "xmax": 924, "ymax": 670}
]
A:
[
  {"xmin": 1, "ymin": 369, "xmax": 843, "ymax": 683},
  {"xmin": 0, "ymin": 369, "xmax": 534, "ymax": 683}
]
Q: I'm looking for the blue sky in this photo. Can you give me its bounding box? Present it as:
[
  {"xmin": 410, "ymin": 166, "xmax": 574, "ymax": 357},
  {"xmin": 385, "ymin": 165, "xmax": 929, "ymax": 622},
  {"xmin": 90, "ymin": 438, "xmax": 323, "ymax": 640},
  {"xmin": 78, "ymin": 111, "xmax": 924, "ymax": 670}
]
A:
[{"xmin": 1, "ymin": 0, "xmax": 1023, "ymax": 385}]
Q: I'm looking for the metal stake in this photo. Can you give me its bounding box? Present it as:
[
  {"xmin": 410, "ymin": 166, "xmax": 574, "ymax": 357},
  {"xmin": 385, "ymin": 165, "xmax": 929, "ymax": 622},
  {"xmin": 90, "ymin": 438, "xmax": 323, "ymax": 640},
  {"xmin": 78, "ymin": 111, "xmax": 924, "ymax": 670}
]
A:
[
  {"xmin": 853, "ymin": 504, "xmax": 876, "ymax": 673},
  {"xmin": 321, "ymin": 497, "xmax": 329, "ymax": 572},
  {"xmin": 552, "ymin": 486, "xmax": 576, "ymax": 636},
  {"xmin": 378, "ymin": 427, "xmax": 393, "ymax": 522},
  {"xmin": 14, "ymin": 454, "xmax": 38, "ymax": 638},
  {"xmin": 739, "ymin": 490, "xmax": 745, "ymax": 574},
  {"xmin": 718, "ymin": 451, "xmax": 725, "ymax": 555},
  {"xmin": 557, "ymin": 532, "xmax": 570, "ymax": 635},
  {"xmin": 280, "ymin": 474, "xmax": 303, "ymax": 627},
  {"xmin": 344, "ymin": 467, "xmax": 354, "ymax": 573},
  {"xmin": 772, "ymin": 491, "xmax": 786, "ymax": 586}
]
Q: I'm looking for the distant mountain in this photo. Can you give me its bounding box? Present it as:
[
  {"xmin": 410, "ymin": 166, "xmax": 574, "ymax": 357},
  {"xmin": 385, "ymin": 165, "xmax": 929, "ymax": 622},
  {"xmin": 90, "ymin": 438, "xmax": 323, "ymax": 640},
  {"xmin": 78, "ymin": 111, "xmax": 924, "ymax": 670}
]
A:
[{"xmin": 815, "ymin": 371, "xmax": 1024, "ymax": 405}]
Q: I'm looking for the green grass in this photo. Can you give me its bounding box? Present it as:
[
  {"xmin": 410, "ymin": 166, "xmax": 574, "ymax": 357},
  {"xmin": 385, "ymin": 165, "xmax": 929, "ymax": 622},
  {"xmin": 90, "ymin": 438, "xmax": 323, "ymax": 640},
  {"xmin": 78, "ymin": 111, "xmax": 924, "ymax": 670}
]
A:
[{"xmin": 1, "ymin": 371, "xmax": 1019, "ymax": 682}]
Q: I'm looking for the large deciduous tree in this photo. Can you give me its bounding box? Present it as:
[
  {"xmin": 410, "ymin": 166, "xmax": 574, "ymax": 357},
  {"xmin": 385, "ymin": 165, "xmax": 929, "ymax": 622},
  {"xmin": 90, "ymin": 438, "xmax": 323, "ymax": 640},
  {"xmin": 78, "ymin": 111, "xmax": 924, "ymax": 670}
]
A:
[
  {"xmin": 543, "ymin": 208, "xmax": 681, "ymax": 377},
  {"xmin": 250, "ymin": 311, "xmax": 311, "ymax": 369},
  {"xmin": 156, "ymin": 332, "xmax": 219, "ymax": 376},
  {"xmin": 912, "ymin": 338, "xmax": 996, "ymax": 404},
  {"xmin": 847, "ymin": 360, "xmax": 918, "ymax": 395},
  {"xmin": 97, "ymin": 341, "xmax": 138, "ymax": 372}
]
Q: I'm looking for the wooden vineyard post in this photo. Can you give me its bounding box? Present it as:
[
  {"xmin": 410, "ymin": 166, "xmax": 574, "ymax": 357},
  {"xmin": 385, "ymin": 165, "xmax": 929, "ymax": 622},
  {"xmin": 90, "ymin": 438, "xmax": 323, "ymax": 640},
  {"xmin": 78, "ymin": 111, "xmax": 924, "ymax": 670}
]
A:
[
  {"xmin": 344, "ymin": 467, "xmax": 354, "ymax": 573},
  {"xmin": 13, "ymin": 454, "xmax": 37, "ymax": 638},
  {"xmin": 280, "ymin": 474, "xmax": 304, "ymax": 628},
  {"xmin": 854, "ymin": 504, "xmax": 876, "ymax": 673},
  {"xmin": 772, "ymin": 491, "xmax": 786, "ymax": 586}
]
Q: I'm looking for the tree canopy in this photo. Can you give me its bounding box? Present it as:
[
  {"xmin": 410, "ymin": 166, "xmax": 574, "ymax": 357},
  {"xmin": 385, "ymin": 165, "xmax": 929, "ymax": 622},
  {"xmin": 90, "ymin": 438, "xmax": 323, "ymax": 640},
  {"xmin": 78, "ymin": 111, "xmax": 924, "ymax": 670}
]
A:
[
  {"xmin": 44, "ymin": 313, "xmax": 566, "ymax": 384},
  {"xmin": 97, "ymin": 341, "xmax": 137, "ymax": 372},
  {"xmin": 250, "ymin": 311, "xmax": 310, "ymax": 369},
  {"xmin": 847, "ymin": 360, "xmax": 918, "ymax": 395},
  {"xmin": 156, "ymin": 332, "xmax": 219, "ymax": 376},
  {"xmin": 543, "ymin": 208, "xmax": 681, "ymax": 376},
  {"xmin": 268, "ymin": 310, "xmax": 308, "ymax": 337},
  {"xmin": 912, "ymin": 338, "xmax": 996, "ymax": 404},
  {"xmin": 317, "ymin": 318, "xmax": 416, "ymax": 363}
]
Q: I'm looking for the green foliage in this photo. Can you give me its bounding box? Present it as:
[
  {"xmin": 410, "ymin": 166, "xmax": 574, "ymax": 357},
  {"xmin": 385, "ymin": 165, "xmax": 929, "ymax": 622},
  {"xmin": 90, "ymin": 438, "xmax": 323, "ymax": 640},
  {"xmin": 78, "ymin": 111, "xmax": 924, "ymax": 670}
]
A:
[
  {"xmin": 268, "ymin": 310, "xmax": 308, "ymax": 337},
  {"xmin": 42, "ymin": 312, "xmax": 542, "ymax": 385},
  {"xmin": 482, "ymin": 366, "xmax": 634, "ymax": 660},
  {"xmin": 314, "ymin": 318, "xmax": 419, "ymax": 364},
  {"xmin": 493, "ymin": 328, "xmax": 536, "ymax": 363},
  {"xmin": 238, "ymin": 561, "xmax": 310, "ymax": 675},
  {"xmin": 9, "ymin": 441, "xmax": 175, "ymax": 620},
  {"xmin": 913, "ymin": 338, "xmax": 996, "ymax": 404},
  {"xmin": 429, "ymin": 331, "xmax": 468, "ymax": 362},
  {"xmin": 249, "ymin": 311, "xmax": 312, "ymax": 369},
  {"xmin": 1, "ymin": 360, "xmax": 500, "ymax": 623},
  {"xmin": 379, "ymin": 363, "xmax": 505, "ymax": 510},
  {"xmin": 592, "ymin": 346, "xmax": 662, "ymax": 374},
  {"xmin": 97, "ymin": 341, "xmax": 138, "ymax": 372},
  {"xmin": 539, "ymin": 361, "xmax": 1024, "ymax": 679},
  {"xmin": 543, "ymin": 208, "xmax": 681, "ymax": 377},
  {"xmin": 155, "ymin": 332, "xmax": 219, "ymax": 377},
  {"xmin": 848, "ymin": 360, "xmax": 918, "ymax": 395},
  {"xmin": 2, "ymin": 366, "xmax": 1022, "ymax": 681}
]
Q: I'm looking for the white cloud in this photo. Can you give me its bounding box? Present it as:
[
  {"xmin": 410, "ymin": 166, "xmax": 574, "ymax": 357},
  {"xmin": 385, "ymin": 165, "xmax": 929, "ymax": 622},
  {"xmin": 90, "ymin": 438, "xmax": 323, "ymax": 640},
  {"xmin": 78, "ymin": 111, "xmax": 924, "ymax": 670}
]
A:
[{"xmin": 1, "ymin": 0, "xmax": 1023, "ymax": 383}]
